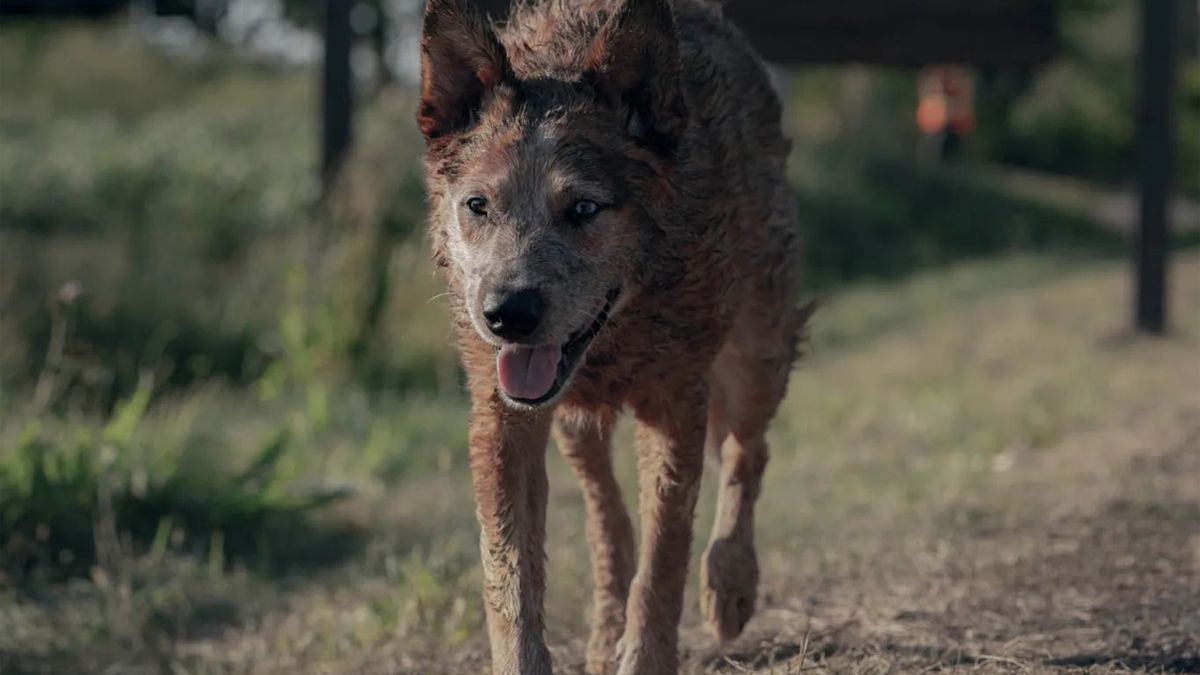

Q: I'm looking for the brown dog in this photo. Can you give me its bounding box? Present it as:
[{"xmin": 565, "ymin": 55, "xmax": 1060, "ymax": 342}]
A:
[{"xmin": 418, "ymin": 0, "xmax": 804, "ymax": 672}]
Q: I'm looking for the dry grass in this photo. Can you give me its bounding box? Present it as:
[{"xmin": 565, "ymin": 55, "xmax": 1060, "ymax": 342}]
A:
[
  {"xmin": 4, "ymin": 252, "xmax": 1199, "ymax": 675},
  {"xmin": 5, "ymin": 19, "xmax": 1198, "ymax": 675}
]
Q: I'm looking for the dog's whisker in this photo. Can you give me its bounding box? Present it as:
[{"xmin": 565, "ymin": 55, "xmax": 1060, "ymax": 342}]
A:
[{"xmin": 557, "ymin": 305, "xmax": 610, "ymax": 332}]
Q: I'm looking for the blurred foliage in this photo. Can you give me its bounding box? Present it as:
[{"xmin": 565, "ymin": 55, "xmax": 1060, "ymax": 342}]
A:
[
  {"xmin": 799, "ymin": 158, "xmax": 1125, "ymax": 290},
  {"xmin": 0, "ymin": 383, "xmax": 354, "ymax": 582},
  {"xmin": 0, "ymin": 11, "xmax": 1197, "ymax": 673},
  {"xmin": 0, "ymin": 20, "xmax": 463, "ymax": 587},
  {"xmin": 988, "ymin": 0, "xmax": 1200, "ymax": 192},
  {"xmin": 779, "ymin": 1, "xmax": 1200, "ymax": 194},
  {"xmin": 0, "ymin": 21, "xmax": 456, "ymax": 413},
  {"xmin": 1, "ymin": 4, "xmax": 1196, "ymax": 593}
]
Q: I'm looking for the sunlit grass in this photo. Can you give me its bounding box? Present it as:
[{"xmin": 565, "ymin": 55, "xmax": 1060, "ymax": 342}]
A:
[
  {"xmin": 3, "ymin": 19, "xmax": 1198, "ymax": 674},
  {"xmin": 4, "ymin": 250, "xmax": 1197, "ymax": 673}
]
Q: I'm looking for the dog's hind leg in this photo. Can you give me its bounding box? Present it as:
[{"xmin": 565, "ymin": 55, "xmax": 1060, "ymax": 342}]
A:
[
  {"xmin": 701, "ymin": 171, "xmax": 805, "ymax": 642},
  {"xmin": 554, "ymin": 409, "xmax": 636, "ymax": 675},
  {"xmin": 699, "ymin": 329, "xmax": 793, "ymax": 642}
]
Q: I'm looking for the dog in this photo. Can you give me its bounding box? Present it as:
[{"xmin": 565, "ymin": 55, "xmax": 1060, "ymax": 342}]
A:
[{"xmin": 418, "ymin": 0, "xmax": 804, "ymax": 672}]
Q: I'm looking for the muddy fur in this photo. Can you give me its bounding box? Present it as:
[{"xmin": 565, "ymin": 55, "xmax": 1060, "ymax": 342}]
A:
[{"xmin": 418, "ymin": 0, "xmax": 805, "ymax": 673}]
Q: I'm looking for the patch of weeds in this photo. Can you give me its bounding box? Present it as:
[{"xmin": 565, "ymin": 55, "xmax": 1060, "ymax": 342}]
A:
[{"xmin": 0, "ymin": 385, "xmax": 356, "ymax": 583}]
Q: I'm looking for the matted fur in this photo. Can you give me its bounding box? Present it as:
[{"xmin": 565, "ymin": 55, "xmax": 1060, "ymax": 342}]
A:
[{"xmin": 418, "ymin": 0, "xmax": 806, "ymax": 673}]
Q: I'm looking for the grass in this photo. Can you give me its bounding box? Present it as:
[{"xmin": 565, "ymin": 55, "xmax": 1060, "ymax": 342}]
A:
[
  {"xmin": 3, "ymin": 18, "xmax": 1199, "ymax": 675},
  {"xmin": 0, "ymin": 21, "xmax": 454, "ymax": 409},
  {"xmin": 3, "ymin": 252, "xmax": 1198, "ymax": 674}
]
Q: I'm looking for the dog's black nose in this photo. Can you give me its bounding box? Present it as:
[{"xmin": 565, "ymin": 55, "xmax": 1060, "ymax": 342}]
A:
[{"xmin": 483, "ymin": 288, "xmax": 544, "ymax": 340}]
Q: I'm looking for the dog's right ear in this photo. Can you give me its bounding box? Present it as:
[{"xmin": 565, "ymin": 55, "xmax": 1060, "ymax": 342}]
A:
[{"xmin": 418, "ymin": 0, "xmax": 510, "ymax": 141}]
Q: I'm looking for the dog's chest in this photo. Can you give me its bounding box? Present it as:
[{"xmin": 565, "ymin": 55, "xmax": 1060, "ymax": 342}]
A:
[{"xmin": 561, "ymin": 305, "xmax": 729, "ymax": 409}]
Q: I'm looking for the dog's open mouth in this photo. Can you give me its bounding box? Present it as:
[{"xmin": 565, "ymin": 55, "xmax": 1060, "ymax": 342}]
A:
[{"xmin": 496, "ymin": 287, "xmax": 620, "ymax": 406}]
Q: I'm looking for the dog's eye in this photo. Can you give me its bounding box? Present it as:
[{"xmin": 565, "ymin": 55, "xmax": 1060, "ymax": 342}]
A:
[
  {"xmin": 570, "ymin": 199, "xmax": 602, "ymax": 220},
  {"xmin": 466, "ymin": 197, "xmax": 488, "ymax": 216}
]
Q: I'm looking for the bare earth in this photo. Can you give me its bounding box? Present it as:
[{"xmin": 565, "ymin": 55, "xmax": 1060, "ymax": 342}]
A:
[
  {"xmin": 395, "ymin": 399, "xmax": 1200, "ymax": 675},
  {"xmin": 678, "ymin": 398, "xmax": 1200, "ymax": 674},
  {"xmin": 4, "ymin": 256, "xmax": 1198, "ymax": 675},
  {"xmin": 388, "ymin": 257, "xmax": 1200, "ymax": 675}
]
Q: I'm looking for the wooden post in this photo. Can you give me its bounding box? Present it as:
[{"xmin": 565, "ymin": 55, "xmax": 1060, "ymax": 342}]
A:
[
  {"xmin": 309, "ymin": 1, "xmax": 355, "ymax": 330},
  {"xmin": 1134, "ymin": 0, "xmax": 1177, "ymax": 334},
  {"xmin": 320, "ymin": 0, "xmax": 354, "ymax": 192}
]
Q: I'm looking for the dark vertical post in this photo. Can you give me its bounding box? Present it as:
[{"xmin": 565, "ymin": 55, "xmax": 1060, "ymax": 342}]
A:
[
  {"xmin": 1182, "ymin": 0, "xmax": 1199, "ymax": 59},
  {"xmin": 310, "ymin": 1, "xmax": 355, "ymax": 332},
  {"xmin": 1134, "ymin": 0, "xmax": 1177, "ymax": 334},
  {"xmin": 321, "ymin": 0, "xmax": 354, "ymax": 192}
]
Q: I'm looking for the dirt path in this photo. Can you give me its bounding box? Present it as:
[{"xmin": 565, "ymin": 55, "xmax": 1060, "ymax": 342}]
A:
[
  {"xmin": 11, "ymin": 257, "xmax": 1193, "ymax": 675},
  {"xmin": 680, "ymin": 371, "xmax": 1200, "ymax": 674},
  {"xmin": 379, "ymin": 258, "xmax": 1200, "ymax": 675},
  {"xmin": 389, "ymin": 376, "xmax": 1200, "ymax": 675}
]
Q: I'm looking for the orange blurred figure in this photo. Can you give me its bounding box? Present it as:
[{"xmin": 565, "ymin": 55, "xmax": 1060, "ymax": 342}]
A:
[{"xmin": 917, "ymin": 65, "xmax": 975, "ymax": 159}]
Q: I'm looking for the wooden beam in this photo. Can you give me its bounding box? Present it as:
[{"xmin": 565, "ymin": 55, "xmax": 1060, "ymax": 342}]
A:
[
  {"xmin": 1134, "ymin": 0, "xmax": 1177, "ymax": 334},
  {"xmin": 723, "ymin": 0, "xmax": 1057, "ymax": 67},
  {"xmin": 470, "ymin": 0, "xmax": 1057, "ymax": 67}
]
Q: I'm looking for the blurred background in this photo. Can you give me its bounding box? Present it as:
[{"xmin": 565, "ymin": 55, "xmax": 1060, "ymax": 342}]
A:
[{"xmin": 1, "ymin": 1, "xmax": 1198, "ymax": 673}]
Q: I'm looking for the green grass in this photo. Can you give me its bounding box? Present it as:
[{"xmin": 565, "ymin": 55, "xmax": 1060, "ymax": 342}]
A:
[
  {"xmin": 0, "ymin": 21, "xmax": 456, "ymax": 411},
  {"xmin": 4, "ymin": 252, "xmax": 1196, "ymax": 675},
  {"xmin": 3, "ymin": 18, "xmax": 1199, "ymax": 675}
]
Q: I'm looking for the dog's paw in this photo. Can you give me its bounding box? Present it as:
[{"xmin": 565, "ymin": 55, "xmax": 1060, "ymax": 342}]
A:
[
  {"xmin": 700, "ymin": 536, "xmax": 759, "ymax": 642},
  {"xmin": 610, "ymin": 635, "xmax": 631, "ymax": 675},
  {"xmin": 584, "ymin": 625, "xmax": 623, "ymax": 675},
  {"xmin": 613, "ymin": 641, "xmax": 677, "ymax": 675}
]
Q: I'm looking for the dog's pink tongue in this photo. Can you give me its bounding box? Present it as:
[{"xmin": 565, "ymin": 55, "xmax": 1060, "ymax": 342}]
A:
[{"xmin": 497, "ymin": 344, "xmax": 560, "ymax": 400}]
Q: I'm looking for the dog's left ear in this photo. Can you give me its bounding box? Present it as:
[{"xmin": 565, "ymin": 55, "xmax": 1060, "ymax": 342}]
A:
[
  {"xmin": 418, "ymin": 0, "xmax": 510, "ymax": 141},
  {"xmin": 585, "ymin": 0, "xmax": 687, "ymax": 154}
]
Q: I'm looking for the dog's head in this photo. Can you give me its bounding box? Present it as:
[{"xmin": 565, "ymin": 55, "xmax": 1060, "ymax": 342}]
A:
[{"xmin": 418, "ymin": 0, "xmax": 686, "ymax": 408}]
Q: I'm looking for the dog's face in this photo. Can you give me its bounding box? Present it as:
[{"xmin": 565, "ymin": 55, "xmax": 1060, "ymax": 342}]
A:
[{"xmin": 418, "ymin": 0, "xmax": 685, "ymax": 408}]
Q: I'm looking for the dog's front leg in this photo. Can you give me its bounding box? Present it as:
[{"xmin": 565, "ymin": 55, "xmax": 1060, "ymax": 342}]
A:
[
  {"xmin": 469, "ymin": 394, "xmax": 554, "ymax": 675},
  {"xmin": 555, "ymin": 410, "xmax": 636, "ymax": 674},
  {"xmin": 617, "ymin": 380, "xmax": 708, "ymax": 675}
]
